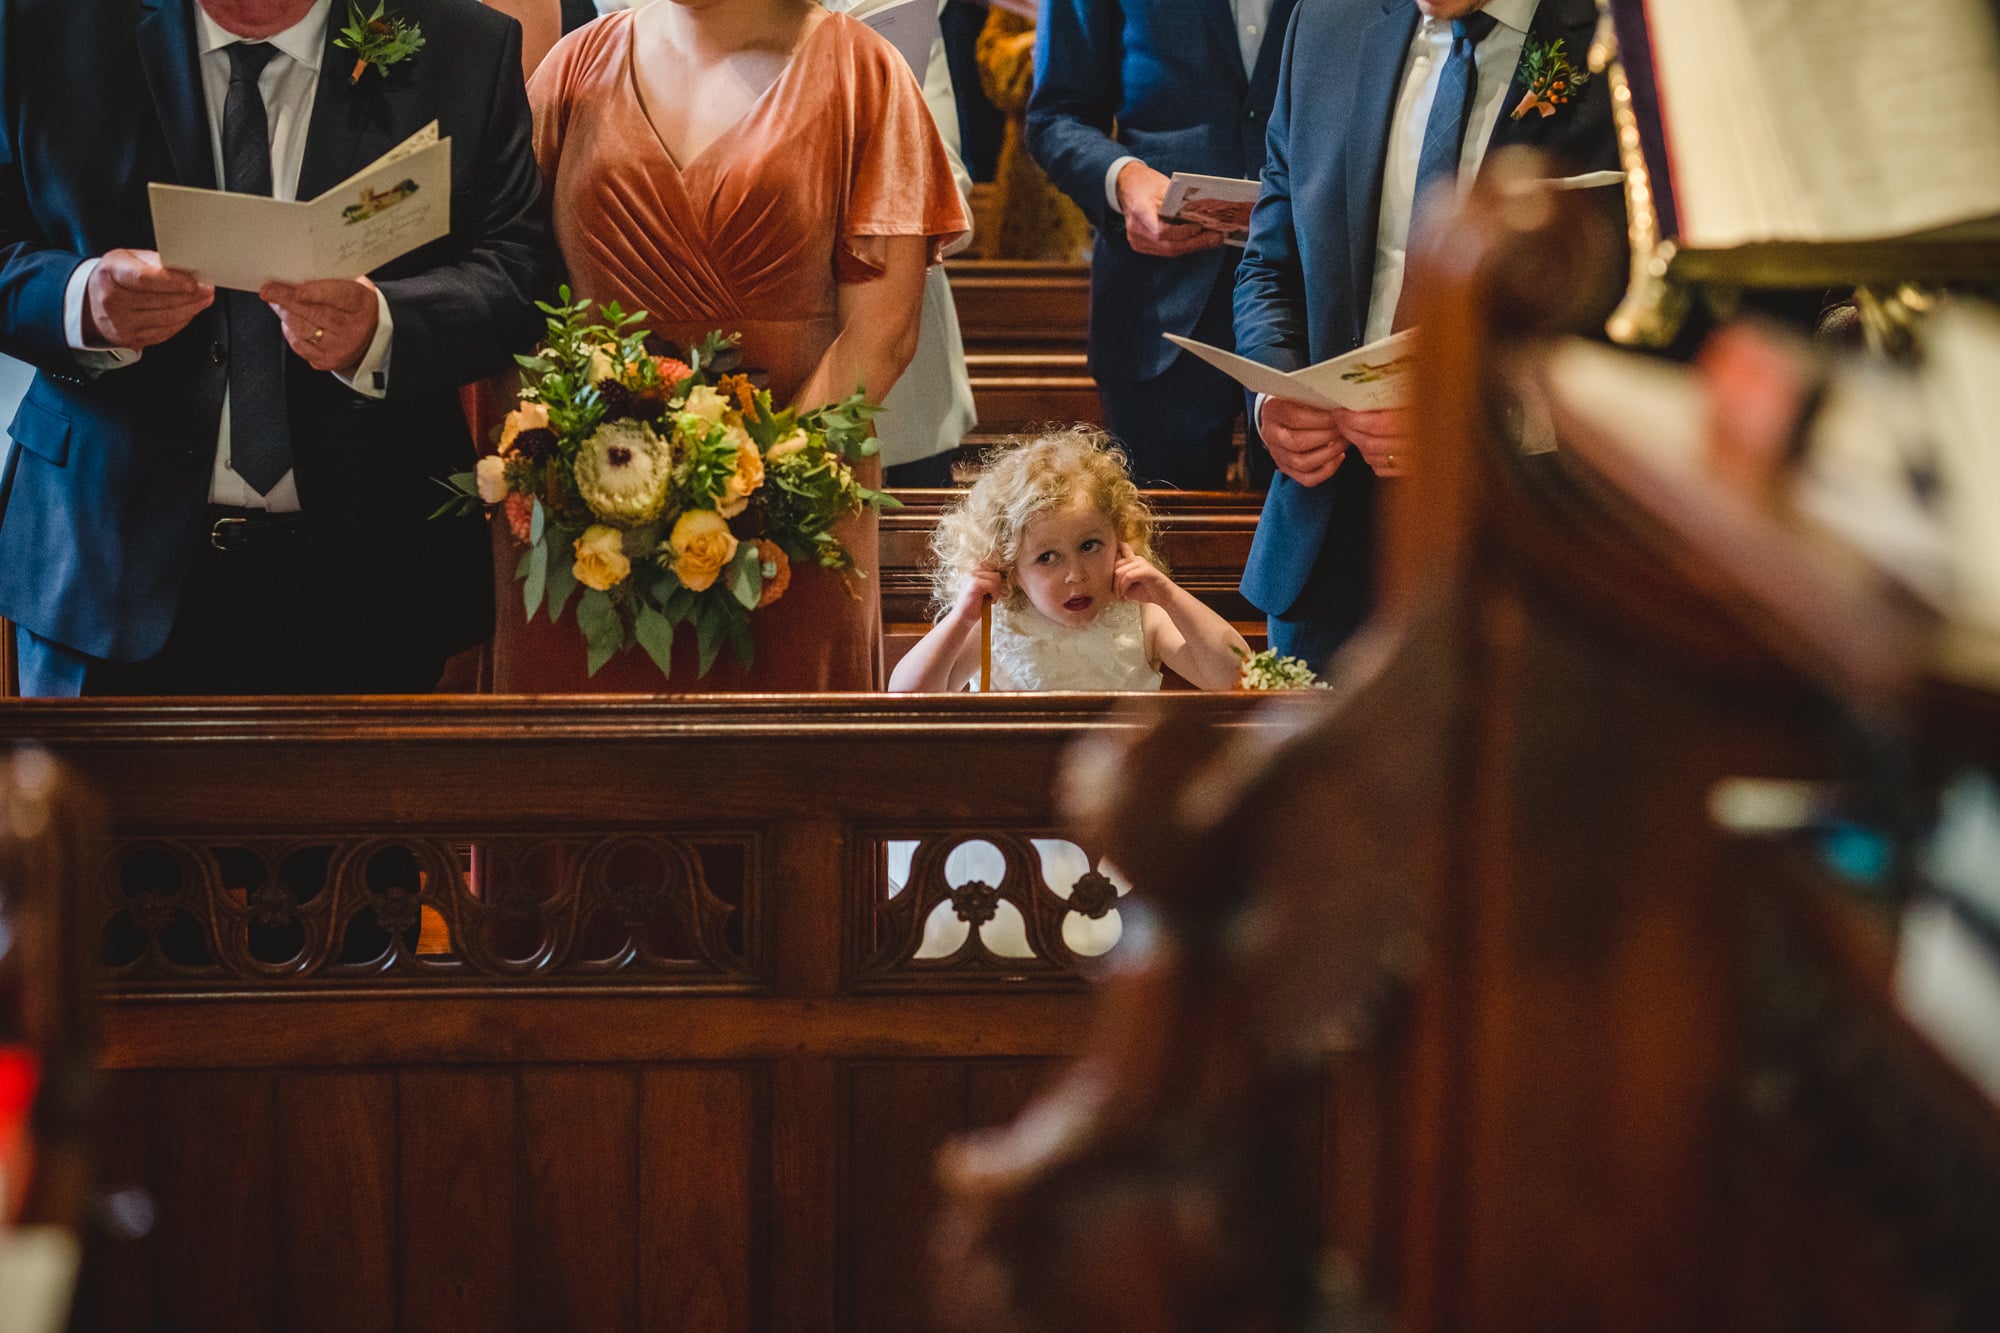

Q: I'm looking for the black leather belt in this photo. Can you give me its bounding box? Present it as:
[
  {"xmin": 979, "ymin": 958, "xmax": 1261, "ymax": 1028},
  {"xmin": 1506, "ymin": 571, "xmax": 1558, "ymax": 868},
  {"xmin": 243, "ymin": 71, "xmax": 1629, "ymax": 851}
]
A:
[{"xmin": 207, "ymin": 506, "xmax": 309, "ymax": 556}]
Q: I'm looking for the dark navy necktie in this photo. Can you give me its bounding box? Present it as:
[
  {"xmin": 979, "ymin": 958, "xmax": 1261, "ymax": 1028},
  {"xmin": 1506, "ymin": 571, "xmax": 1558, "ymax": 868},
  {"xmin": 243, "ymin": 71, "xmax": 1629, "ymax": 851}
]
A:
[
  {"xmin": 1396, "ymin": 11, "xmax": 1497, "ymax": 329},
  {"xmin": 221, "ymin": 41, "xmax": 292, "ymax": 496},
  {"xmin": 1407, "ymin": 11, "xmax": 1498, "ymax": 251}
]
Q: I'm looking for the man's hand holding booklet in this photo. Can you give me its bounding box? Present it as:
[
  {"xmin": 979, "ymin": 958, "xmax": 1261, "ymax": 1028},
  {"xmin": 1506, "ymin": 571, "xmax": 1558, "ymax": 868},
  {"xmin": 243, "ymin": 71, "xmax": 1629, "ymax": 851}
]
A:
[{"xmin": 1159, "ymin": 172, "xmax": 1261, "ymax": 246}]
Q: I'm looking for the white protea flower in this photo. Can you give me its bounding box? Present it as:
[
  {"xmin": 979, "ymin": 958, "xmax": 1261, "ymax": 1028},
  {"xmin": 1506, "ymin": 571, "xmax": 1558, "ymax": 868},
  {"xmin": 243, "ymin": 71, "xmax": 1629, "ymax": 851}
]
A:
[{"xmin": 574, "ymin": 418, "xmax": 672, "ymax": 525}]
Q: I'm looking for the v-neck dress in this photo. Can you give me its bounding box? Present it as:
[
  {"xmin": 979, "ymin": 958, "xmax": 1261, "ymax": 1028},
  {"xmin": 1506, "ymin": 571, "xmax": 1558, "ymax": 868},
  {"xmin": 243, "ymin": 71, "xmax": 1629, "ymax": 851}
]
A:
[{"xmin": 498, "ymin": 9, "xmax": 969, "ymax": 692}]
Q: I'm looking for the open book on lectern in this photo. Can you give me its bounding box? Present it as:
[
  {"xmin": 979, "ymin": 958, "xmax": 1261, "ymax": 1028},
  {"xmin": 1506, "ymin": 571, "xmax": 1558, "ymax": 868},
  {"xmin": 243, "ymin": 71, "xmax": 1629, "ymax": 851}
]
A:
[{"xmin": 1606, "ymin": 0, "xmax": 2000, "ymax": 252}]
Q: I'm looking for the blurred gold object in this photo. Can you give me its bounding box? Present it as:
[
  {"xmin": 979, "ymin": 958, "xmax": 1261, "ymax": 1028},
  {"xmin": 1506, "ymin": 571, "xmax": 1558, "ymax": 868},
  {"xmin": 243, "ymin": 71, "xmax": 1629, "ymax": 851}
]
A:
[{"xmin": 1596, "ymin": 8, "xmax": 1692, "ymax": 348}]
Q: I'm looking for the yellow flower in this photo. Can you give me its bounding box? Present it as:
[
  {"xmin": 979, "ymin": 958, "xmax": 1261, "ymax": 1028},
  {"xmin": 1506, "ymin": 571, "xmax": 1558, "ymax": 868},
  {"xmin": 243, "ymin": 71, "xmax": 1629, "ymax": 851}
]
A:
[
  {"xmin": 766, "ymin": 428, "xmax": 810, "ymax": 462},
  {"xmin": 715, "ymin": 426, "xmax": 766, "ymax": 519},
  {"xmin": 681, "ymin": 384, "xmax": 730, "ymax": 426},
  {"xmin": 667, "ymin": 509, "xmax": 738, "ymax": 592},
  {"xmin": 572, "ymin": 525, "xmax": 631, "ymax": 591},
  {"xmin": 586, "ymin": 344, "xmax": 619, "ymax": 385},
  {"xmin": 498, "ymin": 401, "xmax": 550, "ymax": 456}
]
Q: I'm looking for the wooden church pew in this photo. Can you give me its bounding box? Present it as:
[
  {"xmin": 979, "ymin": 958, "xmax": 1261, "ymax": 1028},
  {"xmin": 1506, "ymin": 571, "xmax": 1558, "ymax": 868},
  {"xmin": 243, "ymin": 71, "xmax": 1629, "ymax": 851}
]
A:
[{"xmin": 1, "ymin": 692, "xmax": 1308, "ymax": 1333}]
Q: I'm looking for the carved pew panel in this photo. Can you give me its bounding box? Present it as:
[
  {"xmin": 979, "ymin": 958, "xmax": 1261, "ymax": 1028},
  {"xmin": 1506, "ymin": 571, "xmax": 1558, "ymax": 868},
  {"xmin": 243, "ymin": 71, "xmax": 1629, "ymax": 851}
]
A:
[{"xmin": 6, "ymin": 696, "xmax": 1309, "ymax": 1333}]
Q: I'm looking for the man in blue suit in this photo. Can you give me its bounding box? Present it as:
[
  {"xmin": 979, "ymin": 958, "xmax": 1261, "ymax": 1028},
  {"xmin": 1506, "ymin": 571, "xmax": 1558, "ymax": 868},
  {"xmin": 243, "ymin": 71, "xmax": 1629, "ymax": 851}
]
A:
[
  {"xmin": 1235, "ymin": 0, "xmax": 1615, "ymax": 662},
  {"xmin": 1028, "ymin": 0, "xmax": 1296, "ymax": 490},
  {"xmin": 0, "ymin": 0, "xmax": 552, "ymax": 695}
]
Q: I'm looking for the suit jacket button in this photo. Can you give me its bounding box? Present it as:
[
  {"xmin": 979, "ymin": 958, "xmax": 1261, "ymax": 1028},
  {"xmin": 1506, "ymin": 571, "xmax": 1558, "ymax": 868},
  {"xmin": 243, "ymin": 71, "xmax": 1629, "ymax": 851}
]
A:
[{"xmin": 210, "ymin": 341, "xmax": 226, "ymax": 365}]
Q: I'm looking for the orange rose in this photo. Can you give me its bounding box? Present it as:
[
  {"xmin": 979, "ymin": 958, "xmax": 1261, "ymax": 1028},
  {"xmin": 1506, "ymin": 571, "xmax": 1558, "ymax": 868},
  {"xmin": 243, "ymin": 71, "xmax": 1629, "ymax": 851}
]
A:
[
  {"xmin": 715, "ymin": 428, "xmax": 766, "ymax": 519},
  {"xmin": 668, "ymin": 510, "xmax": 739, "ymax": 592}
]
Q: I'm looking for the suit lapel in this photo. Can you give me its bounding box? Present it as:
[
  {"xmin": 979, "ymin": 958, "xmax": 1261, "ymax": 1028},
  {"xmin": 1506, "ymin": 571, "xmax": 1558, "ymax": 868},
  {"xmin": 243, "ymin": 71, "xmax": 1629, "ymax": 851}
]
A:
[
  {"xmin": 1197, "ymin": 0, "xmax": 1248, "ymax": 89},
  {"xmin": 1346, "ymin": 0, "xmax": 1419, "ymax": 344},
  {"xmin": 297, "ymin": 11, "xmax": 406, "ymax": 203},
  {"xmin": 1485, "ymin": 0, "xmax": 1597, "ymax": 153},
  {"xmin": 135, "ymin": 0, "xmax": 215, "ymax": 191}
]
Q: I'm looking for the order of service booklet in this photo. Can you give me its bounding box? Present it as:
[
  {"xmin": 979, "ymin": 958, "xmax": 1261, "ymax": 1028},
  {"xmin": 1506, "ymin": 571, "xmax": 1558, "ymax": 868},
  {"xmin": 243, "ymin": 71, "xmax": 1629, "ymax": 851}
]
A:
[
  {"xmin": 856, "ymin": 0, "xmax": 938, "ymax": 74},
  {"xmin": 1159, "ymin": 172, "xmax": 1260, "ymax": 245},
  {"xmin": 148, "ymin": 123, "xmax": 451, "ymax": 292},
  {"xmin": 1164, "ymin": 329, "xmax": 1418, "ymax": 412}
]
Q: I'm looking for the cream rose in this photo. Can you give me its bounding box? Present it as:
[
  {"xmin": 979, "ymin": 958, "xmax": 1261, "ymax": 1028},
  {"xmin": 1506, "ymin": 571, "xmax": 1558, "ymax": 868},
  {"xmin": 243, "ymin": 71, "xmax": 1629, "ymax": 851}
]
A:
[
  {"xmin": 715, "ymin": 427, "xmax": 766, "ymax": 519},
  {"xmin": 586, "ymin": 344, "xmax": 619, "ymax": 386},
  {"xmin": 765, "ymin": 428, "xmax": 810, "ymax": 462},
  {"xmin": 475, "ymin": 454, "xmax": 509, "ymax": 504},
  {"xmin": 681, "ymin": 384, "xmax": 730, "ymax": 426},
  {"xmin": 573, "ymin": 525, "xmax": 632, "ymax": 591},
  {"xmin": 497, "ymin": 401, "xmax": 550, "ymax": 456},
  {"xmin": 668, "ymin": 509, "xmax": 739, "ymax": 592}
]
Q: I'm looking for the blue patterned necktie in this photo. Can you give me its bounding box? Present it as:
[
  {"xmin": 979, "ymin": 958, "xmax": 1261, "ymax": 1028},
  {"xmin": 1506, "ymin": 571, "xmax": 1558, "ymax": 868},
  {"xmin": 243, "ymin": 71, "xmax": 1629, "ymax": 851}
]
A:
[
  {"xmin": 221, "ymin": 41, "xmax": 293, "ymax": 496},
  {"xmin": 1406, "ymin": 11, "xmax": 1498, "ymax": 254}
]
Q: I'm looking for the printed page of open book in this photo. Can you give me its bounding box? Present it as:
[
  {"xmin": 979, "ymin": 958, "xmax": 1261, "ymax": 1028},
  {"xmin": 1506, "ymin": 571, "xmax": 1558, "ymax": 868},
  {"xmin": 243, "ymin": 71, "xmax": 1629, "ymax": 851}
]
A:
[
  {"xmin": 307, "ymin": 131, "xmax": 451, "ymax": 282},
  {"xmin": 1162, "ymin": 330, "xmax": 1416, "ymax": 411},
  {"xmin": 1647, "ymin": 0, "xmax": 2000, "ymax": 246}
]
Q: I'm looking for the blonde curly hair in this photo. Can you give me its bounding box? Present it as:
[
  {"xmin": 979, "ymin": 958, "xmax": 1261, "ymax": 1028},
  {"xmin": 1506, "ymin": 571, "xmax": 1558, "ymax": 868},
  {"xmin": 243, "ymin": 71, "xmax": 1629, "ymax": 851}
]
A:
[{"xmin": 929, "ymin": 427, "xmax": 1160, "ymax": 618}]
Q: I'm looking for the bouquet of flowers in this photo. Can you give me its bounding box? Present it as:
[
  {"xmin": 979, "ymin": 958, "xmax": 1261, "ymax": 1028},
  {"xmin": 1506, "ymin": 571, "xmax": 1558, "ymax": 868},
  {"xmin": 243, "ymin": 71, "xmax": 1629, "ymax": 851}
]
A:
[
  {"xmin": 437, "ymin": 290, "xmax": 893, "ymax": 679},
  {"xmin": 1234, "ymin": 647, "xmax": 1329, "ymax": 691}
]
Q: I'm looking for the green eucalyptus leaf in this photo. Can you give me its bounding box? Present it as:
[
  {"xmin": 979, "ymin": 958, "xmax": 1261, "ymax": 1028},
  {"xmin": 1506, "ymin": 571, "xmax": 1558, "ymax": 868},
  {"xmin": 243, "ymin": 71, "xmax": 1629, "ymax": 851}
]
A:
[
  {"xmin": 694, "ymin": 599, "xmax": 722, "ymax": 677},
  {"xmin": 634, "ymin": 605, "xmax": 676, "ymax": 679},
  {"xmin": 545, "ymin": 551, "xmax": 578, "ymax": 623},
  {"xmin": 723, "ymin": 610, "xmax": 754, "ymax": 671},
  {"xmin": 728, "ymin": 542, "xmax": 762, "ymax": 610},
  {"xmin": 523, "ymin": 539, "xmax": 548, "ymax": 620},
  {"xmin": 576, "ymin": 588, "xmax": 622, "ymax": 676}
]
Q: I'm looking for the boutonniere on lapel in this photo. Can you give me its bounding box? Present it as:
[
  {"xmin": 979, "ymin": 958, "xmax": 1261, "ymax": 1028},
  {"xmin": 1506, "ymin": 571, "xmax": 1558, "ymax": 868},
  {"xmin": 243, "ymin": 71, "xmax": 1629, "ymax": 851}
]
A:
[
  {"xmin": 1510, "ymin": 36, "xmax": 1588, "ymax": 120},
  {"xmin": 334, "ymin": 0, "xmax": 425, "ymax": 85}
]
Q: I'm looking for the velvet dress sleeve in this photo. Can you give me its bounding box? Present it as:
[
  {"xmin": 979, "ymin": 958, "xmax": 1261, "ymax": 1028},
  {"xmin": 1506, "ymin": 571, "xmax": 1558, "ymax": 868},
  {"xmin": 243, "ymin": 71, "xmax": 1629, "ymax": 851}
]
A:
[{"xmin": 834, "ymin": 22, "xmax": 972, "ymax": 283}]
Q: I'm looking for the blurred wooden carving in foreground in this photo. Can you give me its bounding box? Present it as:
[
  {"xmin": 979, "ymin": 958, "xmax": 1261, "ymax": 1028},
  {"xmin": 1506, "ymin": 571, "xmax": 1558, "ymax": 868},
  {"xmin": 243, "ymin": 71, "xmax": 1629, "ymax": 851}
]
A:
[{"xmin": 933, "ymin": 155, "xmax": 2000, "ymax": 1333}]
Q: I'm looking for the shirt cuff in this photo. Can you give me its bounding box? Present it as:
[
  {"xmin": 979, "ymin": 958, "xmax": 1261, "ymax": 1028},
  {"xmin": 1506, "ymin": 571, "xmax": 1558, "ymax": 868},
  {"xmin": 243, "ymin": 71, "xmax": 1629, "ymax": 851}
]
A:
[
  {"xmin": 62, "ymin": 258, "xmax": 142, "ymax": 371},
  {"xmin": 1104, "ymin": 155, "xmax": 1142, "ymax": 215},
  {"xmin": 1253, "ymin": 392, "xmax": 1270, "ymax": 434},
  {"xmin": 334, "ymin": 286, "xmax": 393, "ymax": 398}
]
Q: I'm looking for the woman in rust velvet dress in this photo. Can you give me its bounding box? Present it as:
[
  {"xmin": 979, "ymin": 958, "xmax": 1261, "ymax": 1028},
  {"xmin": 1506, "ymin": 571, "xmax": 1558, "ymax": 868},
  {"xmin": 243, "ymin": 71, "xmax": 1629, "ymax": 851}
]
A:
[{"xmin": 499, "ymin": 0, "xmax": 969, "ymax": 691}]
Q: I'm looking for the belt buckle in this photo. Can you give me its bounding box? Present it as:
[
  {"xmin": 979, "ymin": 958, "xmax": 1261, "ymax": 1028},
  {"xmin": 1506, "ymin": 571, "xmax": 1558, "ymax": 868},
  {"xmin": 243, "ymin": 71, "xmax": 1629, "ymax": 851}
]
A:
[{"xmin": 210, "ymin": 516, "xmax": 250, "ymax": 552}]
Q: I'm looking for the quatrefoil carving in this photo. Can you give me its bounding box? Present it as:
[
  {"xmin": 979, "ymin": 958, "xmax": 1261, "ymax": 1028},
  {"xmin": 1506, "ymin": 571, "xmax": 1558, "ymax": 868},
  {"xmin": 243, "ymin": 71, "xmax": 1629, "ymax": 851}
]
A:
[{"xmin": 851, "ymin": 833, "xmax": 1132, "ymax": 991}]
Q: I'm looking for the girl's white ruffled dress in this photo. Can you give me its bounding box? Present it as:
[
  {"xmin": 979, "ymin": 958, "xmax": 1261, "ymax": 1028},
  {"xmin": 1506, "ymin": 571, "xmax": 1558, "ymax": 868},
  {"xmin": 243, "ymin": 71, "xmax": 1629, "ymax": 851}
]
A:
[{"xmin": 983, "ymin": 598, "xmax": 1162, "ymax": 691}]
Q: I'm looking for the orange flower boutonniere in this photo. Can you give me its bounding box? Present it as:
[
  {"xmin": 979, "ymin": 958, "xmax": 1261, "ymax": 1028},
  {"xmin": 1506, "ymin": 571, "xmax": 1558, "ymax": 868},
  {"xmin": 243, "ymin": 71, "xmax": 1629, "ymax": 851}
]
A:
[{"xmin": 1511, "ymin": 36, "xmax": 1589, "ymax": 120}]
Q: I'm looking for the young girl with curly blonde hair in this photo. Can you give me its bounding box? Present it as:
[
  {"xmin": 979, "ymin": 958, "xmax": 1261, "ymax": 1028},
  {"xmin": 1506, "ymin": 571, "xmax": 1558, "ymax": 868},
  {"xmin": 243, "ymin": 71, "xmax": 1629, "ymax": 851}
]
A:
[{"xmin": 889, "ymin": 429, "xmax": 1249, "ymax": 691}]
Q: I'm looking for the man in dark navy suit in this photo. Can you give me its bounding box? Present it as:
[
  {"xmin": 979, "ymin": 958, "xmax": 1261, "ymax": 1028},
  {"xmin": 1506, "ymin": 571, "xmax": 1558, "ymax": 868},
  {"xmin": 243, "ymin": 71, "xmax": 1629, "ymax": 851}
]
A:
[
  {"xmin": 1234, "ymin": 0, "xmax": 1616, "ymax": 663},
  {"xmin": 1027, "ymin": 0, "xmax": 1297, "ymax": 490},
  {"xmin": 0, "ymin": 0, "xmax": 551, "ymax": 695}
]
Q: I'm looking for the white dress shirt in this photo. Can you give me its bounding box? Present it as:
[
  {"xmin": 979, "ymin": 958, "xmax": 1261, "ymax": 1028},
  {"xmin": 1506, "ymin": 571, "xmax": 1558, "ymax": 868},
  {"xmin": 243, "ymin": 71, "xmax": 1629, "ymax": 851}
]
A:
[
  {"xmin": 1104, "ymin": 0, "xmax": 1276, "ymax": 212},
  {"xmin": 62, "ymin": 0, "xmax": 394, "ymax": 511},
  {"xmin": 1363, "ymin": 0, "xmax": 1534, "ymax": 341}
]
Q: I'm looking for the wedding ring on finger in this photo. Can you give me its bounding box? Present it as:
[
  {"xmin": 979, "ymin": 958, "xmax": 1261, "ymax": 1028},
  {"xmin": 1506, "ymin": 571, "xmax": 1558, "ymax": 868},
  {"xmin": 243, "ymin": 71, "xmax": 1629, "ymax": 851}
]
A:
[
  {"xmin": 311, "ymin": 327, "xmax": 324, "ymax": 342},
  {"xmin": 1386, "ymin": 453, "xmax": 1397, "ymax": 468}
]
